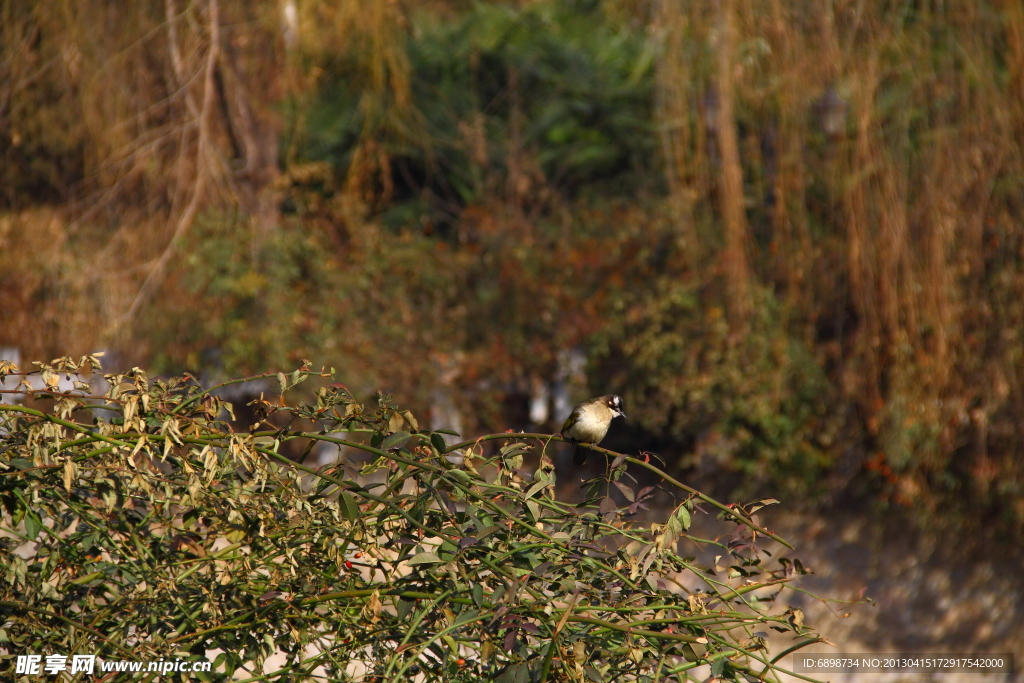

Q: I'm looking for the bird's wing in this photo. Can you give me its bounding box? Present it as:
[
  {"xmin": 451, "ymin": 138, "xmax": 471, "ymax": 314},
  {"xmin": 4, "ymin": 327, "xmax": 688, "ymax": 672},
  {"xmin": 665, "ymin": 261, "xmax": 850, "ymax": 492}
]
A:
[{"xmin": 560, "ymin": 408, "xmax": 581, "ymax": 436}]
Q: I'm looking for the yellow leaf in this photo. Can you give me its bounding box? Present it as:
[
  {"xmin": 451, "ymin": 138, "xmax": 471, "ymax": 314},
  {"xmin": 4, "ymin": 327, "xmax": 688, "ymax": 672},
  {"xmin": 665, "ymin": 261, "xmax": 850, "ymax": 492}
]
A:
[
  {"xmin": 362, "ymin": 589, "xmax": 383, "ymax": 624},
  {"xmin": 62, "ymin": 460, "xmax": 76, "ymax": 492}
]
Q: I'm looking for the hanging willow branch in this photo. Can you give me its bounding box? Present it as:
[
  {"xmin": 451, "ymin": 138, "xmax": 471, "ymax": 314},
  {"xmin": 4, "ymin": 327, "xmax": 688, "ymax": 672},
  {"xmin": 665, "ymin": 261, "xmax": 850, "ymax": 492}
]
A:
[{"xmin": 120, "ymin": 0, "xmax": 221, "ymax": 327}]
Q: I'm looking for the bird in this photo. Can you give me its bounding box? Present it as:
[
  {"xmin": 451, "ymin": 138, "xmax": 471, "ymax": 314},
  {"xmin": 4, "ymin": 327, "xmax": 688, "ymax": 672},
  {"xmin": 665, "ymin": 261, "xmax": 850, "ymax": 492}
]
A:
[{"xmin": 560, "ymin": 395, "xmax": 626, "ymax": 466}]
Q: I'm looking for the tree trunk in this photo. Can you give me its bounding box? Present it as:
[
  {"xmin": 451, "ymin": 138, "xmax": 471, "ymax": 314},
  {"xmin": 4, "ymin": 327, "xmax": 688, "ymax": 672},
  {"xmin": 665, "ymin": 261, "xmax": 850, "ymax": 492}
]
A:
[{"xmin": 715, "ymin": 0, "xmax": 752, "ymax": 322}]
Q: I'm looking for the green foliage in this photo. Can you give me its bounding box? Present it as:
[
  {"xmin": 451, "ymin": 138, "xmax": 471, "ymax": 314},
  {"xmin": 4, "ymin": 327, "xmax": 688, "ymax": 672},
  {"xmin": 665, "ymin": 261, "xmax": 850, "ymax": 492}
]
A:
[
  {"xmin": 0, "ymin": 2, "xmax": 87, "ymax": 206},
  {"xmin": 144, "ymin": 202, "xmax": 669, "ymax": 426},
  {"xmin": 146, "ymin": 205, "xmax": 841, "ymax": 502},
  {"xmin": 595, "ymin": 281, "xmax": 839, "ymax": 500},
  {"xmin": 298, "ymin": 0, "xmax": 657, "ymax": 228},
  {"xmin": 1, "ymin": 358, "xmax": 827, "ymax": 681}
]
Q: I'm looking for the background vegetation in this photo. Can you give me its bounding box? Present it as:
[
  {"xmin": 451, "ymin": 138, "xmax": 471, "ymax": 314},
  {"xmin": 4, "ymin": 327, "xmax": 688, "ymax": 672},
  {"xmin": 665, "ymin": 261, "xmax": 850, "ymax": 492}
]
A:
[{"xmin": 4, "ymin": 0, "xmax": 1024, "ymax": 536}]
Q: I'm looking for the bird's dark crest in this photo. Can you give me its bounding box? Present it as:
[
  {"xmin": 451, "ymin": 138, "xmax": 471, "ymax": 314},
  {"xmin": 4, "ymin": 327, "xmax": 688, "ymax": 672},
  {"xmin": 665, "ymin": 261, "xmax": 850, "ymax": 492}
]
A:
[{"xmin": 605, "ymin": 395, "xmax": 626, "ymax": 417}]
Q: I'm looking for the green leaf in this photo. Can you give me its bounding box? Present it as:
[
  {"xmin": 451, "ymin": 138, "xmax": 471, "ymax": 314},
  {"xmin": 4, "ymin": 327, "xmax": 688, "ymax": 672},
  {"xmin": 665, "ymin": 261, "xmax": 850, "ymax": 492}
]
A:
[
  {"xmin": 314, "ymin": 476, "xmax": 334, "ymax": 494},
  {"xmin": 381, "ymin": 431, "xmax": 412, "ymax": 451},
  {"xmin": 396, "ymin": 595, "xmax": 416, "ymax": 619},
  {"xmin": 711, "ymin": 657, "xmax": 727, "ymax": 678},
  {"xmin": 499, "ymin": 443, "xmax": 531, "ymax": 457},
  {"xmin": 430, "ymin": 432, "xmax": 448, "ymax": 454},
  {"xmin": 662, "ymin": 513, "xmax": 682, "ymax": 548},
  {"xmin": 495, "ymin": 662, "xmax": 531, "ymax": 683},
  {"xmin": 455, "ymin": 608, "xmax": 481, "ymax": 626},
  {"xmin": 339, "ymin": 492, "xmax": 360, "ymax": 522},
  {"xmin": 407, "ymin": 552, "xmax": 443, "ymax": 565},
  {"xmin": 682, "ymin": 642, "xmax": 706, "ymax": 662},
  {"xmin": 472, "ymin": 583, "xmax": 484, "ymax": 607},
  {"xmin": 676, "ymin": 505, "xmax": 691, "ymax": 530},
  {"xmin": 523, "ymin": 480, "xmax": 548, "ymax": 500},
  {"xmin": 446, "ymin": 469, "xmax": 473, "ymax": 484},
  {"xmin": 24, "ymin": 509, "xmax": 43, "ymax": 540}
]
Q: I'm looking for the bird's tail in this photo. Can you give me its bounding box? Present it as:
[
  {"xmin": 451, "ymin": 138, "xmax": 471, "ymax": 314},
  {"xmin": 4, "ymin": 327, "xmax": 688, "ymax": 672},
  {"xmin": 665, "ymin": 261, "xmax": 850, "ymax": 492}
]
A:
[{"xmin": 572, "ymin": 443, "xmax": 587, "ymax": 466}]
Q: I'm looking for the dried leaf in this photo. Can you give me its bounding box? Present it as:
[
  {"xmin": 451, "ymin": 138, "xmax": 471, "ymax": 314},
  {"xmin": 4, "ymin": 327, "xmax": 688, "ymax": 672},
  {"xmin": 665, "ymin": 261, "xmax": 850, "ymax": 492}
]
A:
[
  {"xmin": 62, "ymin": 459, "xmax": 76, "ymax": 492},
  {"xmin": 361, "ymin": 589, "xmax": 383, "ymax": 623},
  {"xmin": 399, "ymin": 409, "xmax": 419, "ymax": 431}
]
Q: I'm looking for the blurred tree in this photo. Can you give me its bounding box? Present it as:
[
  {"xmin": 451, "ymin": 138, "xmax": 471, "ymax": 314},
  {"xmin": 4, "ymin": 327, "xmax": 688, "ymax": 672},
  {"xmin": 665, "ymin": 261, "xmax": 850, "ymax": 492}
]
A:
[{"xmin": 5, "ymin": 0, "xmax": 1024, "ymax": 535}]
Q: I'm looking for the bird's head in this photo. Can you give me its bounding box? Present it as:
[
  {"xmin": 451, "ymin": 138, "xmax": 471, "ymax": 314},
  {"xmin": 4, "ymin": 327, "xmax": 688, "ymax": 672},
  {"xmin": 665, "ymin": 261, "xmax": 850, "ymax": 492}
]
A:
[{"xmin": 605, "ymin": 394, "xmax": 626, "ymax": 419}]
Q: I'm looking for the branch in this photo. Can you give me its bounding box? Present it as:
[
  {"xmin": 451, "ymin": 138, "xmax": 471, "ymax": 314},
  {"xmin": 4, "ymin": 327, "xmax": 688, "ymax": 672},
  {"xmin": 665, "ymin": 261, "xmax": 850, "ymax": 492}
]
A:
[
  {"xmin": 119, "ymin": 0, "xmax": 220, "ymax": 328},
  {"xmin": 444, "ymin": 432, "xmax": 793, "ymax": 548}
]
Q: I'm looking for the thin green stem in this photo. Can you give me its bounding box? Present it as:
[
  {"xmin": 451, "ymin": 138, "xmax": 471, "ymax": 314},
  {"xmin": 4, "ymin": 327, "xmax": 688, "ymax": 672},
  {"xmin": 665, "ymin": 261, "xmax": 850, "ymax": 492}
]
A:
[
  {"xmin": 0, "ymin": 600, "xmax": 135, "ymax": 657},
  {"xmin": 443, "ymin": 432, "xmax": 792, "ymax": 548}
]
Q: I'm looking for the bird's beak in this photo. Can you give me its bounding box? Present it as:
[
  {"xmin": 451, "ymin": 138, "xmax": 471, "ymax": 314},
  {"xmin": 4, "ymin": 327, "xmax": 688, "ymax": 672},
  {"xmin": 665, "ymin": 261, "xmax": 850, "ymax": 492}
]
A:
[{"xmin": 617, "ymin": 409, "xmax": 627, "ymax": 419}]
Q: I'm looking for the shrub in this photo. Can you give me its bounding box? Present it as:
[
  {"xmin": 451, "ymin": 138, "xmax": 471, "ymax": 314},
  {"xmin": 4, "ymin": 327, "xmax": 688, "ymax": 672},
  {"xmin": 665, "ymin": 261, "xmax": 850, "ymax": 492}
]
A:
[
  {"xmin": 594, "ymin": 281, "xmax": 841, "ymax": 501},
  {"xmin": 1, "ymin": 357, "xmax": 827, "ymax": 681}
]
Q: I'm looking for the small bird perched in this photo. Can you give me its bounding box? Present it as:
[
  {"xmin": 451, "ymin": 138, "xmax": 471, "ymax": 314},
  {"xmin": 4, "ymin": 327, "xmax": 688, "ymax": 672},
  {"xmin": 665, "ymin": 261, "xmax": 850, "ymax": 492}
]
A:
[{"xmin": 560, "ymin": 395, "xmax": 626, "ymax": 466}]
